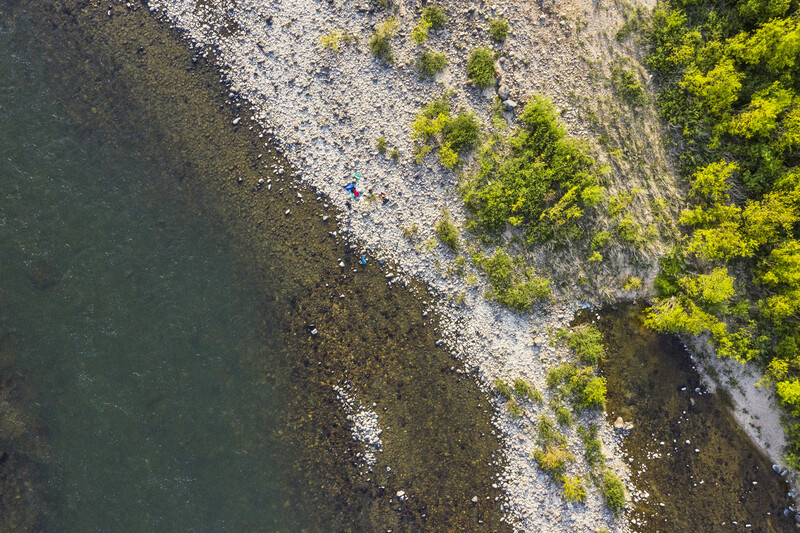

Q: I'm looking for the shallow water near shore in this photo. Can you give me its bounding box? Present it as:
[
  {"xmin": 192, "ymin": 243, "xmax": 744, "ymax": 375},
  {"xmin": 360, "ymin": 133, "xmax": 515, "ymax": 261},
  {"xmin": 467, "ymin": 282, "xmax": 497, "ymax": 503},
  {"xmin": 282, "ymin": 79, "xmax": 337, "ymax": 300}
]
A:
[
  {"xmin": 590, "ymin": 304, "xmax": 794, "ymax": 532},
  {"xmin": 0, "ymin": 1, "xmax": 507, "ymax": 531}
]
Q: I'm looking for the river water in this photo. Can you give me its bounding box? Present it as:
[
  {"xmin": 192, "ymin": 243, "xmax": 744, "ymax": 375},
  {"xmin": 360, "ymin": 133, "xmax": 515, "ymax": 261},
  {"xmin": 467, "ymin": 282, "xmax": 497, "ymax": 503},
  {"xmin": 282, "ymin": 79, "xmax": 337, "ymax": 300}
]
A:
[{"xmin": 0, "ymin": 1, "xmax": 506, "ymax": 531}]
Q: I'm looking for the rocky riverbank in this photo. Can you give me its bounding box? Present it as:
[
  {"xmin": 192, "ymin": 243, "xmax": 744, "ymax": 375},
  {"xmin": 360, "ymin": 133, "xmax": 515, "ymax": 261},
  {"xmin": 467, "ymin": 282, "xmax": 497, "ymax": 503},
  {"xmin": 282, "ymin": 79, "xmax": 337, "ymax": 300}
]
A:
[{"xmin": 143, "ymin": 0, "xmax": 652, "ymax": 529}]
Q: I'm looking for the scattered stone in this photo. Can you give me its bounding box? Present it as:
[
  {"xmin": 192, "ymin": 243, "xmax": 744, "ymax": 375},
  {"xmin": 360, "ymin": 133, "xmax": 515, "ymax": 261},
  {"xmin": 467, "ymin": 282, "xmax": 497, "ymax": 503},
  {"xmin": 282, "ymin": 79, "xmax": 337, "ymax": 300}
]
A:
[{"xmin": 503, "ymin": 99, "xmax": 517, "ymax": 111}]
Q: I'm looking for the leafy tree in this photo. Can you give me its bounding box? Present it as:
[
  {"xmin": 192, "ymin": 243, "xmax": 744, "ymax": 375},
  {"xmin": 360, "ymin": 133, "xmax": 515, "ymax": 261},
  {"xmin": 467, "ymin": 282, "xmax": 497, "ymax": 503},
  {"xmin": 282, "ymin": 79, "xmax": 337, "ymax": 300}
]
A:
[
  {"xmin": 727, "ymin": 18, "xmax": 800, "ymax": 74},
  {"xmin": 680, "ymin": 60, "xmax": 742, "ymax": 117},
  {"xmin": 687, "ymin": 160, "xmax": 737, "ymax": 205},
  {"xmin": 678, "ymin": 267, "xmax": 735, "ymax": 307}
]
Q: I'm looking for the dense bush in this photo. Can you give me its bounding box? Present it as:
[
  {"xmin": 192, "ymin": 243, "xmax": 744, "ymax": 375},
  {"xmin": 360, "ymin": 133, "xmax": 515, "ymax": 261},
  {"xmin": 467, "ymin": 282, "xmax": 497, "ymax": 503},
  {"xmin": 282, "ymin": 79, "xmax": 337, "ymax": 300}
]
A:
[
  {"xmin": 410, "ymin": 93, "xmax": 481, "ymax": 168},
  {"xmin": 643, "ymin": 0, "xmax": 800, "ymax": 465},
  {"xmin": 422, "ymin": 6, "xmax": 447, "ymax": 29},
  {"xmin": 417, "ymin": 50, "xmax": 448, "ymax": 77},
  {"xmin": 546, "ymin": 362, "xmax": 607, "ymax": 410},
  {"xmin": 513, "ymin": 378, "xmax": 542, "ymax": 402},
  {"xmin": 533, "ymin": 416, "xmax": 574, "ymax": 483},
  {"xmin": 601, "ymin": 471, "xmax": 625, "ymax": 514},
  {"xmin": 461, "ymin": 96, "xmax": 604, "ymax": 242},
  {"xmin": 562, "ymin": 476, "xmax": 586, "ymax": 503},
  {"xmin": 475, "ymin": 249, "xmax": 551, "ymax": 311},
  {"xmin": 467, "ymin": 47, "xmax": 496, "ymax": 89},
  {"xmin": 489, "ymin": 18, "xmax": 510, "ymax": 42},
  {"xmin": 435, "ymin": 213, "xmax": 459, "ymax": 251},
  {"xmin": 370, "ymin": 18, "xmax": 397, "ymax": 63},
  {"xmin": 558, "ymin": 324, "xmax": 606, "ymax": 366}
]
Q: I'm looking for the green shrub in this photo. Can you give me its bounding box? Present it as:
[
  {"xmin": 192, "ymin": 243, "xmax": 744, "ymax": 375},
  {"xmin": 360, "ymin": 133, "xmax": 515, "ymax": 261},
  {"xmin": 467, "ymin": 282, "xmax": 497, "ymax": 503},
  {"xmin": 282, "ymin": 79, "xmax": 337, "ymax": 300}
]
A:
[
  {"xmin": 467, "ymin": 48, "xmax": 496, "ymax": 89},
  {"xmin": 319, "ymin": 29, "xmax": 356, "ymax": 52},
  {"xmin": 611, "ymin": 65, "xmax": 646, "ymax": 107},
  {"xmin": 513, "ymin": 378, "xmax": 542, "ymax": 402},
  {"xmin": 591, "ymin": 230, "xmax": 610, "ymax": 250},
  {"xmin": 442, "ymin": 111, "xmax": 480, "ymax": 152},
  {"xmin": 507, "ymin": 398, "xmax": 524, "ymax": 418},
  {"xmin": 477, "ymin": 249, "xmax": 551, "ymax": 312},
  {"xmin": 422, "ymin": 6, "xmax": 447, "ymax": 29},
  {"xmin": 370, "ymin": 18, "xmax": 397, "ymax": 63},
  {"xmin": 602, "ymin": 471, "xmax": 625, "ymax": 514},
  {"xmin": 412, "ymin": 18, "xmax": 432, "ymax": 44},
  {"xmin": 534, "ymin": 447, "xmax": 574, "ymax": 480},
  {"xmin": 391, "ymin": 149, "xmax": 400, "ymax": 161},
  {"xmin": 438, "ymin": 144, "xmax": 458, "ymax": 168},
  {"xmin": 554, "ymin": 401, "xmax": 573, "ymax": 427},
  {"xmin": 435, "ymin": 214, "xmax": 459, "ymax": 251},
  {"xmin": 563, "ymin": 476, "xmax": 586, "ymax": 503},
  {"xmin": 546, "ymin": 363, "xmax": 578, "ymax": 389},
  {"xmin": 377, "ymin": 136, "xmax": 387, "ymax": 152},
  {"xmin": 547, "ymin": 364, "xmax": 606, "ymax": 410},
  {"xmin": 578, "ymin": 424, "xmax": 605, "ymax": 468},
  {"xmin": 460, "ymin": 95, "xmax": 601, "ymax": 242},
  {"xmin": 417, "ymin": 50, "xmax": 448, "ymax": 77},
  {"xmin": 579, "ymin": 376, "xmax": 607, "ymax": 409},
  {"xmin": 624, "ymin": 276, "xmax": 643, "ymax": 290},
  {"xmin": 616, "ymin": 217, "xmax": 639, "ymax": 243},
  {"xmin": 409, "ymin": 94, "xmax": 481, "ymax": 170},
  {"xmin": 489, "ymin": 18, "xmax": 510, "ymax": 42},
  {"xmin": 562, "ymin": 324, "xmax": 606, "ymax": 366},
  {"xmin": 537, "ymin": 415, "xmax": 562, "ymax": 444},
  {"xmin": 533, "ymin": 418, "xmax": 576, "ymax": 485},
  {"xmin": 493, "ymin": 378, "xmax": 512, "ymax": 400}
]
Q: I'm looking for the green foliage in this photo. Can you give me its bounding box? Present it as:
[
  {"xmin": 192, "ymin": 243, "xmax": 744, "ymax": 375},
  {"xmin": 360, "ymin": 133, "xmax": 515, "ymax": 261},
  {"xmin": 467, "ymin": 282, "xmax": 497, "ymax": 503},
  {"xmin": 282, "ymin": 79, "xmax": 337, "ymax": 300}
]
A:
[
  {"xmin": 560, "ymin": 324, "xmax": 606, "ymax": 366},
  {"xmin": 422, "ymin": 6, "xmax": 447, "ymax": 29},
  {"xmin": 410, "ymin": 94, "xmax": 480, "ymax": 168},
  {"xmin": 534, "ymin": 446, "xmax": 574, "ymax": 481},
  {"xmin": 513, "ymin": 378, "xmax": 542, "ymax": 402},
  {"xmin": 624, "ymin": 276, "xmax": 643, "ymax": 290},
  {"xmin": 562, "ymin": 476, "xmax": 586, "ymax": 503},
  {"xmin": 319, "ymin": 29, "xmax": 356, "ymax": 52},
  {"xmin": 489, "ymin": 18, "xmax": 510, "ymax": 42},
  {"xmin": 611, "ymin": 65, "xmax": 646, "ymax": 107},
  {"xmin": 391, "ymin": 149, "xmax": 400, "ymax": 161},
  {"xmin": 476, "ymin": 249, "xmax": 551, "ymax": 312},
  {"xmin": 578, "ymin": 424, "xmax": 605, "ymax": 468},
  {"xmin": 615, "ymin": 217, "xmax": 640, "ymax": 244},
  {"xmin": 547, "ymin": 363, "xmax": 606, "ymax": 410},
  {"xmin": 417, "ymin": 50, "xmax": 448, "ymax": 77},
  {"xmin": 591, "ymin": 230, "xmax": 611, "ymax": 250},
  {"xmin": 644, "ymin": 0, "xmax": 800, "ymax": 454},
  {"xmin": 377, "ymin": 136, "xmax": 387, "ymax": 152},
  {"xmin": 493, "ymin": 378, "xmax": 512, "ymax": 400},
  {"xmin": 412, "ymin": 17, "xmax": 432, "ymax": 44},
  {"xmin": 461, "ymin": 95, "xmax": 603, "ymax": 243},
  {"xmin": 442, "ymin": 111, "xmax": 480, "ymax": 152},
  {"xmin": 681, "ymin": 59, "xmax": 742, "ymax": 118},
  {"xmin": 534, "ymin": 416, "xmax": 573, "ymax": 483},
  {"xmin": 467, "ymin": 48, "xmax": 496, "ymax": 89},
  {"xmin": 370, "ymin": 18, "xmax": 397, "ymax": 63},
  {"xmin": 507, "ymin": 398, "xmax": 524, "ymax": 418},
  {"xmin": 435, "ymin": 213, "xmax": 459, "ymax": 251},
  {"xmin": 602, "ymin": 471, "xmax": 625, "ymax": 514},
  {"xmin": 554, "ymin": 400, "xmax": 573, "ymax": 426}
]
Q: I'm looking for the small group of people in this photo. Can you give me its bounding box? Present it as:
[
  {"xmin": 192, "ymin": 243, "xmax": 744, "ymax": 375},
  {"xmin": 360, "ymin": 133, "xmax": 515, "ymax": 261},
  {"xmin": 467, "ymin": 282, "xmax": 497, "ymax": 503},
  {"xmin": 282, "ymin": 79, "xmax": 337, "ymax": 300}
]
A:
[{"xmin": 343, "ymin": 172, "xmax": 389, "ymax": 205}]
